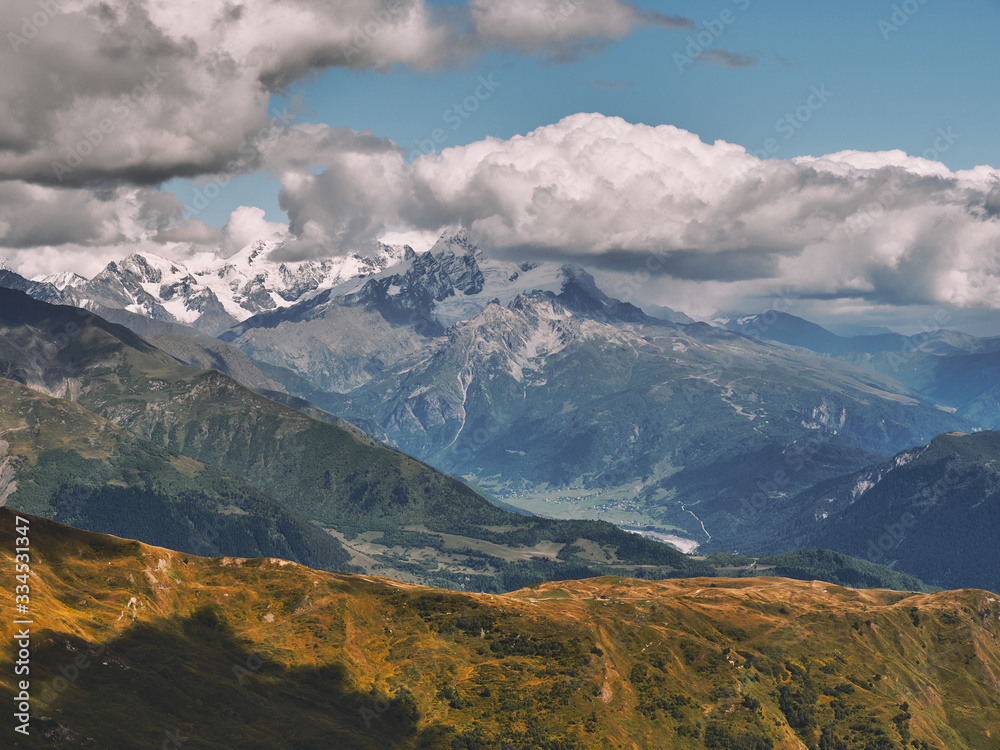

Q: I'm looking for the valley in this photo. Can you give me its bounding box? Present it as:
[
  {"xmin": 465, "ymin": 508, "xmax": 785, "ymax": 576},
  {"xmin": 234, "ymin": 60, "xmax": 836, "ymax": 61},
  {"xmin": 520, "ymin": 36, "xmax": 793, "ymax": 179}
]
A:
[{"xmin": 5, "ymin": 235, "xmax": 1000, "ymax": 595}]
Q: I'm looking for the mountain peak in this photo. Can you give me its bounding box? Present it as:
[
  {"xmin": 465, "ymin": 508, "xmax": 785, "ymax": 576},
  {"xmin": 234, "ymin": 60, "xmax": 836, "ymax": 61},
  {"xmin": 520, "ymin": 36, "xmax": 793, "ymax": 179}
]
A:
[
  {"xmin": 429, "ymin": 227, "xmax": 480, "ymax": 258},
  {"xmin": 32, "ymin": 271, "xmax": 89, "ymax": 290},
  {"xmin": 248, "ymin": 240, "xmax": 266, "ymax": 264}
]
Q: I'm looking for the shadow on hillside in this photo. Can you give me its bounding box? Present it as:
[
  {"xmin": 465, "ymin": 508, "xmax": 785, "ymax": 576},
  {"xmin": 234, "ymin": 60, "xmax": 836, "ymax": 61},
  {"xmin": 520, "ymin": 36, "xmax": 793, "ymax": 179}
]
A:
[{"xmin": 4, "ymin": 606, "xmax": 457, "ymax": 750}]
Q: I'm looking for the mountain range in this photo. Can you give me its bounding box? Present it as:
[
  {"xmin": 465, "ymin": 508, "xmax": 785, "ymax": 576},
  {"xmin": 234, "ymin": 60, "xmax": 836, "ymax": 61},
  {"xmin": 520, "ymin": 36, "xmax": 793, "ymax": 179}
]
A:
[
  {"xmin": 0, "ymin": 285, "xmax": 937, "ymax": 594},
  {"xmin": 726, "ymin": 310, "xmax": 1000, "ymax": 429},
  {"xmin": 17, "ymin": 237, "xmax": 974, "ymax": 536},
  {"xmin": 4, "ymin": 234, "xmax": 1000, "ymax": 593}
]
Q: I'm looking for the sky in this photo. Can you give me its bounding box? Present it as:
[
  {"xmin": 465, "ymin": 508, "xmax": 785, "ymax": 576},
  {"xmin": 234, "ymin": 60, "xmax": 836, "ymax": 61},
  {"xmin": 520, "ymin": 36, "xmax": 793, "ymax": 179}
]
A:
[{"xmin": 1, "ymin": 0, "xmax": 999, "ymax": 333}]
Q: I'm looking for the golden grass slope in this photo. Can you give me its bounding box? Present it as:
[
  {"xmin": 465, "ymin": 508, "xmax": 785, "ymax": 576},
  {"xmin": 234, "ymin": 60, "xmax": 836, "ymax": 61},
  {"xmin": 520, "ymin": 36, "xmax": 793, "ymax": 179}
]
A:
[{"xmin": 2, "ymin": 508, "xmax": 999, "ymax": 749}]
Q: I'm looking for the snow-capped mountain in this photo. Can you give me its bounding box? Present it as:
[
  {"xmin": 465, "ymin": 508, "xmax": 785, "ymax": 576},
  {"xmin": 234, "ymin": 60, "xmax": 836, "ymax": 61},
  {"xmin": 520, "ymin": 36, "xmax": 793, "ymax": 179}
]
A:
[
  {"xmin": 301, "ymin": 229, "xmax": 668, "ymax": 331},
  {"xmin": 40, "ymin": 229, "xmax": 683, "ymax": 342},
  {"xmin": 216, "ymin": 230, "xmax": 670, "ymax": 392},
  {"xmin": 32, "ymin": 271, "xmax": 89, "ymax": 291},
  {"xmin": 311, "ymin": 230, "xmax": 578, "ymax": 327},
  {"xmin": 1, "ymin": 232, "xmax": 978, "ymax": 560},
  {"xmin": 56, "ymin": 241, "xmax": 408, "ymax": 334}
]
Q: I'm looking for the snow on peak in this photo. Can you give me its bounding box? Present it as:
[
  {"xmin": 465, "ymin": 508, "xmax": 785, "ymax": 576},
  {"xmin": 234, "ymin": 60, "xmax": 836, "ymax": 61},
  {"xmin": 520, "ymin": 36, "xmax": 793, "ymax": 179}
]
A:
[
  {"xmin": 428, "ymin": 228, "xmax": 480, "ymax": 258},
  {"xmin": 32, "ymin": 271, "xmax": 89, "ymax": 290},
  {"xmin": 82, "ymin": 240, "xmax": 410, "ymax": 329}
]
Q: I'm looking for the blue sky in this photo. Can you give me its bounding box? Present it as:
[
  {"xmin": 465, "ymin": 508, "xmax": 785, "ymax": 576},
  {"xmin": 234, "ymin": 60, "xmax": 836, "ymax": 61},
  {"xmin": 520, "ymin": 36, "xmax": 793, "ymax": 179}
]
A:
[{"xmin": 170, "ymin": 0, "xmax": 1000, "ymax": 228}]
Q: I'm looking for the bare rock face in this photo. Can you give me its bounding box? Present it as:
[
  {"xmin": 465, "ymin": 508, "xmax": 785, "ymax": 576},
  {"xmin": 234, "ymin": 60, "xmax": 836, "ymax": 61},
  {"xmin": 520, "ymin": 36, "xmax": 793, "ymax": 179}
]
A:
[{"xmin": 0, "ymin": 439, "xmax": 17, "ymax": 506}]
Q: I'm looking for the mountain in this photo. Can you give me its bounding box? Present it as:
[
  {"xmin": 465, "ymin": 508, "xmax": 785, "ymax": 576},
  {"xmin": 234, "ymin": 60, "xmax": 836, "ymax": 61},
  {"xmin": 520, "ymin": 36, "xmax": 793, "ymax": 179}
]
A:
[
  {"xmin": 724, "ymin": 311, "xmax": 1000, "ymax": 357},
  {"xmin": 0, "ymin": 378, "xmax": 352, "ymax": 570},
  {"xmin": 726, "ymin": 311, "xmax": 1000, "ymax": 429},
  {"xmin": 724, "ymin": 311, "xmax": 848, "ymax": 354},
  {"xmin": 3, "ymin": 508, "xmax": 998, "ymax": 749},
  {"xmin": 215, "ymin": 231, "xmax": 663, "ymax": 393},
  {"xmin": 749, "ymin": 430, "xmax": 1000, "ymax": 592},
  {"xmin": 0, "ymin": 269, "xmax": 74, "ymax": 306},
  {"xmin": 310, "ymin": 289, "xmax": 969, "ymax": 550},
  {"xmin": 51, "ymin": 240, "xmax": 408, "ymax": 335},
  {"xmin": 643, "ymin": 302, "xmax": 696, "ymax": 325},
  {"xmin": 64, "ymin": 236, "xmax": 974, "ymax": 555},
  {"xmin": 6, "ymin": 240, "xmax": 989, "ymax": 559},
  {"xmin": 0, "ymin": 287, "xmax": 716, "ymax": 590},
  {"xmin": 0, "ymin": 287, "xmax": 936, "ymax": 592},
  {"xmin": 0, "ymin": 268, "xmax": 292, "ymax": 395},
  {"xmin": 31, "ymin": 271, "xmax": 89, "ymax": 291}
]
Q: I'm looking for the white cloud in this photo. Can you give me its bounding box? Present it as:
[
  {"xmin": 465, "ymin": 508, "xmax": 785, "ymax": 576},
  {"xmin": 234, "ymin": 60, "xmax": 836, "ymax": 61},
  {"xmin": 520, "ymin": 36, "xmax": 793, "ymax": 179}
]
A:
[
  {"xmin": 4, "ymin": 88, "xmax": 999, "ymax": 317},
  {"xmin": 0, "ymin": 1, "xmax": 696, "ymax": 273},
  {"xmin": 267, "ymin": 113, "xmax": 1000, "ymax": 311},
  {"xmin": 0, "ymin": 0, "xmax": 679, "ymax": 188},
  {"xmin": 469, "ymin": 0, "xmax": 692, "ymax": 61},
  {"xmin": 220, "ymin": 206, "xmax": 288, "ymax": 257},
  {"xmin": 0, "ymin": 186, "xmax": 282, "ymax": 277}
]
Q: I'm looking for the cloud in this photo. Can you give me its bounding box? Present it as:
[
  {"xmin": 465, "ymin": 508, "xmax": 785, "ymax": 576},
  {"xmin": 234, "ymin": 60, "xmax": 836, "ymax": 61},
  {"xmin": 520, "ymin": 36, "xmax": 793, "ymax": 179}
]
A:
[
  {"xmin": 637, "ymin": 8, "xmax": 695, "ymax": 30},
  {"xmin": 265, "ymin": 124, "xmax": 406, "ymax": 259},
  {"xmin": 589, "ymin": 79, "xmax": 634, "ymax": 89},
  {"xmin": 7, "ymin": 112, "xmax": 999, "ymax": 317},
  {"xmin": 0, "ymin": 0, "xmax": 681, "ymax": 189},
  {"xmin": 267, "ymin": 113, "xmax": 1000, "ymax": 312},
  {"xmin": 0, "ymin": 182, "xmax": 127, "ymax": 249},
  {"xmin": 220, "ymin": 206, "xmax": 288, "ymax": 256},
  {"xmin": 155, "ymin": 220, "xmax": 223, "ymax": 245},
  {"xmin": 0, "ymin": 185, "xmax": 279, "ymax": 277},
  {"xmin": 469, "ymin": 0, "xmax": 692, "ymax": 62},
  {"xmin": 0, "ymin": 1, "xmax": 689, "ymax": 272},
  {"xmin": 703, "ymin": 49, "xmax": 758, "ymax": 68}
]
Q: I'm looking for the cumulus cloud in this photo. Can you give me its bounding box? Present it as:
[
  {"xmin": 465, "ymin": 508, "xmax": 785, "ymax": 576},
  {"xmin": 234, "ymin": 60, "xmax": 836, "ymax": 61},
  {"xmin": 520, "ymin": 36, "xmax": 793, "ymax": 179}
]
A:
[
  {"xmin": 0, "ymin": 182, "xmax": 127, "ymax": 248},
  {"xmin": 0, "ymin": 185, "xmax": 280, "ymax": 277},
  {"xmin": 0, "ymin": 0, "xmax": 678, "ymax": 189},
  {"xmin": 263, "ymin": 124, "xmax": 406, "ymax": 259},
  {"xmin": 9, "ymin": 111, "xmax": 997, "ymax": 315},
  {"xmin": 155, "ymin": 220, "xmax": 223, "ymax": 246},
  {"xmin": 220, "ymin": 205, "xmax": 288, "ymax": 256},
  {"xmin": 267, "ymin": 113, "xmax": 1000, "ymax": 311}
]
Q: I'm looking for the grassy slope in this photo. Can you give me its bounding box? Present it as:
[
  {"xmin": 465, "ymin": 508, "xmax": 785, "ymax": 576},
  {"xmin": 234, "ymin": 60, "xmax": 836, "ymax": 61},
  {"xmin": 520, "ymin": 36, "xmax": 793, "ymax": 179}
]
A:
[
  {"xmin": 0, "ymin": 378, "xmax": 351, "ymax": 570},
  {"xmin": 2, "ymin": 509, "xmax": 998, "ymax": 749}
]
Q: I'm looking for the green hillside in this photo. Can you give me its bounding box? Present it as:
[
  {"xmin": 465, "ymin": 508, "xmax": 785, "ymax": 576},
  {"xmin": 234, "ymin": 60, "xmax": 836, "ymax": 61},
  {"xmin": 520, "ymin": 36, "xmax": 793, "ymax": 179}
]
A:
[
  {"xmin": 754, "ymin": 431, "xmax": 1000, "ymax": 593},
  {"xmin": 0, "ymin": 378, "xmax": 351, "ymax": 570}
]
